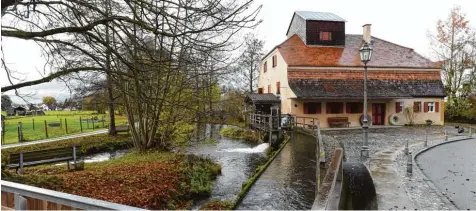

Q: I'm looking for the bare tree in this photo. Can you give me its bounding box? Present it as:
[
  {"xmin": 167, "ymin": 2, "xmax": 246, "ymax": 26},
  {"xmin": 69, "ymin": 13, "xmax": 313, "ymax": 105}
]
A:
[
  {"xmin": 428, "ymin": 6, "xmax": 475, "ymax": 105},
  {"xmin": 237, "ymin": 33, "xmax": 264, "ymax": 93}
]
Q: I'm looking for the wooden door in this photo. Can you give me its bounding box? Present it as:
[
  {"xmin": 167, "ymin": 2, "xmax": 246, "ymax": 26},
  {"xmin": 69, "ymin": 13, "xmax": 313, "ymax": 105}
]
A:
[{"xmin": 372, "ymin": 103, "xmax": 386, "ymax": 125}]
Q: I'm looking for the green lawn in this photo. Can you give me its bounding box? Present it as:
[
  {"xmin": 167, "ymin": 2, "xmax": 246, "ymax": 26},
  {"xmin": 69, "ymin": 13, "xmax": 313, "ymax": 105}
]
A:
[{"xmin": 1, "ymin": 111, "xmax": 128, "ymax": 145}]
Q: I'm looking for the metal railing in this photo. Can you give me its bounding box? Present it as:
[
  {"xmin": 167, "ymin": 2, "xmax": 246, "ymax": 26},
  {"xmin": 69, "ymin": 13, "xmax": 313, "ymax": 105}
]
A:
[{"xmin": 1, "ymin": 180, "xmax": 145, "ymax": 210}]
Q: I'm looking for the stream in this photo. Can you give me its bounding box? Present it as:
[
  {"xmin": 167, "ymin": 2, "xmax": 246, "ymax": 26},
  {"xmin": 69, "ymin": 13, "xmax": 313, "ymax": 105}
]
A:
[
  {"xmin": 189, "ymin": 125, "xmax": 317, "ymax": 210},
  {"xmin": 187, "ymin": 124, "xmax": 269, "ymax": 209}
]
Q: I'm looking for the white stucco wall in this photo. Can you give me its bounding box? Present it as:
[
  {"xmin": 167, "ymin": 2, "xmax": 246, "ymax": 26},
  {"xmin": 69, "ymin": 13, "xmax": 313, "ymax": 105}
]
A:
[{"xmin": 258, "ymin": 50, "xmax": 296, "ymax": 114}]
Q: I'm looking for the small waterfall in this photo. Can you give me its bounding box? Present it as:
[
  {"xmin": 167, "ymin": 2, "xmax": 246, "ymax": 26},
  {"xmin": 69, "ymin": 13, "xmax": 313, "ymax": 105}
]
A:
[{"xmin": 223, "ymin": 143, "xmax": 269, "ymax": 153}]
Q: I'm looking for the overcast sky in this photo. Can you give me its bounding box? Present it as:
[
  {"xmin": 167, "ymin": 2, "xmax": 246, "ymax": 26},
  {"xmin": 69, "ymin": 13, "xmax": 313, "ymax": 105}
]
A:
[{"xmin": 1, "ymin": 0, "xmax": 475, "ymax": 104}]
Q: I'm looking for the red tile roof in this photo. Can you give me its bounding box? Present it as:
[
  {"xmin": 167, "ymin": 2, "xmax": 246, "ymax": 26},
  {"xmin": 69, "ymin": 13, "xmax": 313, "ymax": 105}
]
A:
[{"xmin": 273, "ymin": 34, "xmax": 440, "ymax": 69}]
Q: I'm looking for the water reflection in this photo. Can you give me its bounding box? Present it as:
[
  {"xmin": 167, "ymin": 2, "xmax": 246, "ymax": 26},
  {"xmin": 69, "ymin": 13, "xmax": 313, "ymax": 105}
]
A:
[{"xmin": 236, "ymin": 132, "xmax": 317, "ymax": 210}]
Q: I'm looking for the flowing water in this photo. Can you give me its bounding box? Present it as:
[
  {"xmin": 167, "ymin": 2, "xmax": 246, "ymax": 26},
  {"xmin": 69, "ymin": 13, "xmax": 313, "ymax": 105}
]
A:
[
  {"xmin": 188, "ymin": 124, "xmax": 269, "ymax": 209},
  {"xmin": 236, "ymin": 132, "xmax": 317, "ymax": 210}
]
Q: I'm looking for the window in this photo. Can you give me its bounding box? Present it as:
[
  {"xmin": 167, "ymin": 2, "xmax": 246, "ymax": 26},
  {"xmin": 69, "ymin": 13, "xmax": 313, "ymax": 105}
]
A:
[
  {"xmin": 319, "ymin": 31, "xmax": 332, "ymax": 41},
  {"xmin": 272, "ymin": 55, "xmax": 277, "ymax": 67},
  {"xmin": 276, "ymin": 81, "xmax": 281, "ymax": 94},
  {"xmin": 346, "ymin": 102, "xmax": 363, "ymax": 114},
  {"xmin": 427, "ymin": 102, "xmax": 435, "ymax": 112},
  {"xmin": 258, "ymin": 88, "xmax": 263, "ymax": 94},
  {"xmin": 264, "ymin": 61, "xmax": 267, "ymax": 73},
  {"xmin": 326, "ymin": 102, "xmax": 344, "ymax": 114},
  {"xmin": 268, "ymin": 85, "xmax": 271, "ymax": 93},
  {"xmin": 304, "ymin": 102, "xmax": 321, "ymax": 114},
  {"xmin": 424, "ymin": 102, "xmax": 439, "ymax": 113},
  {"xmin": 413, "ymin": 102, "xmax": 421, "ymax": 113},
  {"xmin": 395, "ymin": 102, "xmax": 404, "ymax": 113}
]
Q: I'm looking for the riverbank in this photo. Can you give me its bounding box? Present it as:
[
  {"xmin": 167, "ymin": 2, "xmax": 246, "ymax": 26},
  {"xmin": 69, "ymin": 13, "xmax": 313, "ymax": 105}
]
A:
[
  {"xmin": 1, "ymin": 133, "xmax": 224, "ymax": 209},
  {"xmin": 2, "ymin": 151, "xmax": 221, "ymax": 209},
  {"xmin": 219, "ymin": 127, "xmax": 261, "ymax": 143}
]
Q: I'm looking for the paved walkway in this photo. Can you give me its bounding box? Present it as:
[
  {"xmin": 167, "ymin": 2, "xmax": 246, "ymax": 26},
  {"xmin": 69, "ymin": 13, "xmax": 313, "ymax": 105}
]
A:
[
  {"xmin": 321, "ymin": 126, "xmax": 466, "ymax": 209},
  {"xmin": 1, "ymin": 129, "xmax": 108, "ymax": 149}
]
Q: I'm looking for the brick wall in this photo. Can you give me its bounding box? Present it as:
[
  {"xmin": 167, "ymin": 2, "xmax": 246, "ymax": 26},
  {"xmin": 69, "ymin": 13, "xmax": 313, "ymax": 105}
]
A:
[{"xmin": 288, "ymin": 69, "xmax": 441, "ymax": 80}]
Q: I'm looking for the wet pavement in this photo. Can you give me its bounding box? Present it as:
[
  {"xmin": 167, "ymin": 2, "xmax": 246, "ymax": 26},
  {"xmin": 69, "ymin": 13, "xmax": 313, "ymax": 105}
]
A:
[
  {"xmin": 321, "ymin": 126, "xmax": 466, "ymax": 209},
  {"xmin": 416, "ymin": 139, "xmax": 476, "ymax": 210}
]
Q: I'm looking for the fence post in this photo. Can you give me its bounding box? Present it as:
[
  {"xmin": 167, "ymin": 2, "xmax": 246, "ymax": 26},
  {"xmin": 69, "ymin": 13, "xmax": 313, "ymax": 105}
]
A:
[
  {"xmin": 60, "ymin": 118, "xmax": 63, "ymax": 129},
  {"xmin": 17, "ymin": 122, "xmax": 23, "ymax": 142},
  {"xmin": 470, "ymin": 127, "xmax": 472, "ymax": 137},
  {"xmin": 44, "ymin": 120, "xmax": 48, "ymax": 138},
  {"xmin": 80, "ymin": 117, "xmax": 83, "ymax": 132},
  {"xmin": 315, "ymin": 123, "xmax": 319, "ymax": 196},
  {"xmin": 406, "ymin": 151, "xmax": 412, "ymax": 174},
  {"xmin": 87, "ymin": 119, "xmax": 89, "ymax": 129},
  {"xmin": 73, "ymin": 146, "xmax": 77, "ymax": 169},
  {"xmin": 424, "ymin": 133, "xmax": 428, "ymax": 147},
  {"xmin": 102, "ymin": 116, "xmax": 105, "ymax": 128},
  {"xmin": 404, "ymin": 139, "xmax": 409, "ymax": 155},
  {"xmin": 32, "ymin": 118, "xmax": 35, "ymax": 130},
  {"xmin": 1, "ymin": 119, "xmax": 5, "ymax": 145},
  {"xmin": 92, "ymin": 119, "xmax": 95, "ymax": 130},
  {"xmin": 268, "ymin": 114, "xmax": 272, "ymax": 145},
  {"xmin": 14, "ymin": 193, "xmax": 26, "ymax": 210},
  {"xmin": 445, "ymin": 130, "xmax": 448, "ymax": 141},
  {"xmin": 65, "ymin": 118, "xmax": 68, "ymax": 134}
]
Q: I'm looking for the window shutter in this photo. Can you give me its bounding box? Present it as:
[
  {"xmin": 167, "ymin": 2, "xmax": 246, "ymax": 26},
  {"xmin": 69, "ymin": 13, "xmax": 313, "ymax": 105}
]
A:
[
  {"xmin": 317, "ymin": 103, "xmax": 322, "ymax": 114},
  {"xmin": 346, "ymin": 103, "xmax": 351, "ymax": 113},
  {"xmin": 340, "ymin": 103, "xmax": 344, "ymax": 113},
  {"xmin": 303, "ymin": 103, "xmax": 308, "ymax": 114},
  {"xmin": 435, "ymin": 102, "xmax": 439, "ymax": 112},
  {"xmin": 413, "ymin": 102, "xmax": 419, "ymax": 112},
  {"xmin": 268, "ymin": 85, "xmax": 271, "ymax": 93},
  {"xmin": 359, "ymin": 103, "xmax": 363, "ymax": 113},
  {"xmin": 424, "ymin": 102, "xmax": 428, "ymax": 113},
  {"xmin": 258, "ymin": 88, "xmax": 263, "ymax": 94},
  {"xmin": 326, "ymin": 103, "xmax": 331, "ymax": 114},
  {"xmin": 395, "ymin": 102, "xmax": 400, "ymax": 113},
  {"xmin": 276, "ymin": 82, "xmax": 280, "ymax": 94}
]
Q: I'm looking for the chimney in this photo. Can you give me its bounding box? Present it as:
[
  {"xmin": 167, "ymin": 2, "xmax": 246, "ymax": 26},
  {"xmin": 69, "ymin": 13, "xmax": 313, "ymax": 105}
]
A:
[{"xmin": 362, "ymin": 24, "xmax": 371, "ymax": 43}]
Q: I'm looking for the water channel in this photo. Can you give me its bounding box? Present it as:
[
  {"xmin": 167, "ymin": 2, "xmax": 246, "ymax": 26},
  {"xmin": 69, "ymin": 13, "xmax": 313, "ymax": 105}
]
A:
[{"xmin": 236, "ymin": 132, "xmax": 317, "ymax": 210}]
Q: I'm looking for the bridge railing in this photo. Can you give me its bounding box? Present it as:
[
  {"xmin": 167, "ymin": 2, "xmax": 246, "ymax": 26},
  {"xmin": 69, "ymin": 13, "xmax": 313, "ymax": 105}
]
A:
[
  {"xmin": 1, "ymin": 180, "xmax": 145, "ymax": 210},
  {"xmin": 312, "ymin": 148, "xmax": 343, "ymax": 210}
]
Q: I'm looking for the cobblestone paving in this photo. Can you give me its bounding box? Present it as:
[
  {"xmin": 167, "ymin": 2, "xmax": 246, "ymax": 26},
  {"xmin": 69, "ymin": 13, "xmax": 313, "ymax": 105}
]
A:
[{"xmin": 321, "ymin": 125, "xmax": 469, "ymax": 209}]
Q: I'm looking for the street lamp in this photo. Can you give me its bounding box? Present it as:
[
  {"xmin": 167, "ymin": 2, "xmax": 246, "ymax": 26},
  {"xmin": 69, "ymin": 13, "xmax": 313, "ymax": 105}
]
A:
[{"xmin": 359, "ymin": 41, "xmax": 373, "ymax": 161}]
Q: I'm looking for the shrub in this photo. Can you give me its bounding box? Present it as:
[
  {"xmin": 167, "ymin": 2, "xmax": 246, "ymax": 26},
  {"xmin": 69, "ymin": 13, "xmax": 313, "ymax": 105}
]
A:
[
  {"xmin": 219, "ymin": 127, "xmax": 259, "ymax": 142},
  {"xmin": 201, "ymin": 200, "xmax": 234, "ymax": 210},
  {"xmin": 182, "ymin": 155, "xmax": 222, "ymax": 196}
]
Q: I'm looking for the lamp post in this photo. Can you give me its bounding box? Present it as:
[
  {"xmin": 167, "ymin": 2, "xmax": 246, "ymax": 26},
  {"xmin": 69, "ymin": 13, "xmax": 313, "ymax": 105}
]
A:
[{"xmin": 359, "ymin": 42, "xmax": 373, "ymax": 161}]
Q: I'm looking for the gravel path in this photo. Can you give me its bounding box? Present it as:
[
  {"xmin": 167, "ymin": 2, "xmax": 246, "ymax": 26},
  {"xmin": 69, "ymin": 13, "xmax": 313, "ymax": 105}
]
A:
[{"xmin": 1, "ymin": 129, "xmax": 108, "ymax": 149}]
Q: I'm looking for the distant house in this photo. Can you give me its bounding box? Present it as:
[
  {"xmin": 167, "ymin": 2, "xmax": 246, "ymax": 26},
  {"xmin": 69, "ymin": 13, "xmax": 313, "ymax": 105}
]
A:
[
  {"xmin": 41, "ymin": 104, "xmax": 50, "ymax": 111},
  {"xmin": 13, "ymin": 106, "xmax": 27, "ymax": 116},
  {"xmin": 258, "ymin": 11, "xmax": 445, "ymax": 127}
]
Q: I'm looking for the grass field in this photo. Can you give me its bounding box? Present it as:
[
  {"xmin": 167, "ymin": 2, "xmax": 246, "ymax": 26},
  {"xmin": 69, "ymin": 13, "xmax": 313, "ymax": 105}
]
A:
[{"xmin": 1, "ymin": 111, "xmax": 128, "ymax": 145}]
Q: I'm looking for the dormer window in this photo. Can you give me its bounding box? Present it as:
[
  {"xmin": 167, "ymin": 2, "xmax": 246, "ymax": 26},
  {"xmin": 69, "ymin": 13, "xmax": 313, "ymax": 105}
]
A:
[{"xmin": 320, "ymin": 31, "xmax": 332, "ymax": 41}]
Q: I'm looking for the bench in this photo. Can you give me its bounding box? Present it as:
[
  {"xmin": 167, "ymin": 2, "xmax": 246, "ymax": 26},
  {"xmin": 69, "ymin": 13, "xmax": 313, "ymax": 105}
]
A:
[
  {"xmin": 328, "ymin": 117, "xmax": 350, "ymax": 128},
  {"xmin": 5, "ymin": 146, "xmax": 80, "ymax": 174},
  {"xmin": 115, "ymin": 125, "xmax": 129, "ymax": 133}
]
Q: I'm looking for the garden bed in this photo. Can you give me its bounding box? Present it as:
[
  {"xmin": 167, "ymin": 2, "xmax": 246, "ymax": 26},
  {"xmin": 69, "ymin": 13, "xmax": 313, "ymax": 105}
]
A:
[{"xmin": 2, "ymin": 152, "xmax": 221, "ymax": 210}]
